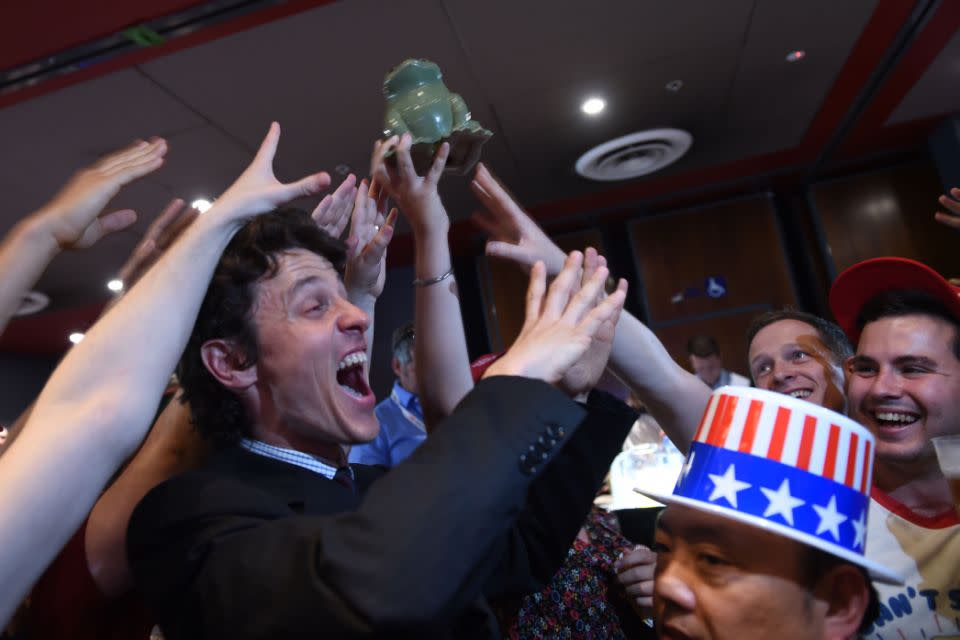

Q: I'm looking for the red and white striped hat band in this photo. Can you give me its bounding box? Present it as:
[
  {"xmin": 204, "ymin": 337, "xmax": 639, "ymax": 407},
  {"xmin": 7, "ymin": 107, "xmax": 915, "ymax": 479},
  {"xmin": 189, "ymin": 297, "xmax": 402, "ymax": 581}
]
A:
[
  {"xmin": 693, "ymin": 389, "xmax": 874, "ymax": 493},
  {"xmin": 636, "ymin": 386, "xmax": 903, "ymax": 584}
]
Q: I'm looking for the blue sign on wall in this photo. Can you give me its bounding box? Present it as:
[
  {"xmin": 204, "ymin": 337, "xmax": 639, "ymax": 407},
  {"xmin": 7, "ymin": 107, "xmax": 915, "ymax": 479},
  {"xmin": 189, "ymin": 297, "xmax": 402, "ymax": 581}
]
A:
[{"xmin": 704, "ymin": 276, "xmax": 727, "ymax": 298}]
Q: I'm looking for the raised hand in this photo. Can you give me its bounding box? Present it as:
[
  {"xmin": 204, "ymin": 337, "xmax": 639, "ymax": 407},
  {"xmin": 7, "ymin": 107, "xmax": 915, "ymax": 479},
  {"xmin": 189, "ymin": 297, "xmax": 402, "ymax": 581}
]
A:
[
  {"xmin": 559, "ymin": 247, "xmax": 622, "ymax": 397},
  {"xmin": 344, "ymin": 178, "xmax": 398, "ymax": 300},
  {"xmin": 936, "ymin": 187, "xmax": 960, "ymax": 231},
  {"xmin": 312, "ymin": 174, "xmax": 358, "ymax": 239},
  {"xmin": 35, "ymin": 138, "xmax": 167, "ymax": 250},
  {"xmin": 471, "ymin": 163, "xmax": 566, "ymax": 275},
  {"xmin": 116, "ymin": 198, "xmax": 199, "ymax": 291},
  {"xmin": 371, "ymin": 133, "xmax": 450, "ymax": 235},
  {"xmin": 484, "ymin": 251, "xmax": 628, "ymax": 386},
  {"xmin": 212, "ymin": 122, "xmax": 330, "ymax": 222}
]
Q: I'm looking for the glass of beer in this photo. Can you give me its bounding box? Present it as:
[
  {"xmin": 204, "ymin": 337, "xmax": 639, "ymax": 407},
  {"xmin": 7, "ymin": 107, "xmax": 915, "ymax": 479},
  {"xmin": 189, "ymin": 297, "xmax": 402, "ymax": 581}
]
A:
[{"xmin": 932, "ymin": 435, "xmax": 960, "ymax": 516}]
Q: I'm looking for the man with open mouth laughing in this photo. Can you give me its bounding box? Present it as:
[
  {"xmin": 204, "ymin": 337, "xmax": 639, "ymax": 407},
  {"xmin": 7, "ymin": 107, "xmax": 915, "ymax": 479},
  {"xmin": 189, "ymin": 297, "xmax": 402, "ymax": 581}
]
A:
[{"xmin": 125, "ymin": 160, "xmax": 633, "ymax": 637}]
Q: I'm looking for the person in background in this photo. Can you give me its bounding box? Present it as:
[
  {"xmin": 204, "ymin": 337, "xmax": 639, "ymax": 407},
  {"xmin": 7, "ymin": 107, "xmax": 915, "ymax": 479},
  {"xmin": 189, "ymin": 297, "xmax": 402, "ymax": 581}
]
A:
[
  {"xmin": 686, "ymin": 334, "xmax": 750, "ymax": 389},
  {"xmin": 349, "ymin": 322, "xmax": 426, "ymax": 467}
]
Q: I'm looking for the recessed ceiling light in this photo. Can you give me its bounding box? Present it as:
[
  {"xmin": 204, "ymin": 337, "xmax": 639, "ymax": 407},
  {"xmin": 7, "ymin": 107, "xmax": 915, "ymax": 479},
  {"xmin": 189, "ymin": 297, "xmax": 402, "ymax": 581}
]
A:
[
  {"xmin": 191, "ymin": 198, "xmax": 212, "ymax": 213},
  {"xmin": 785, "ymin": 50, "xmax": 806, "ymax": 63},
  {"xmin": 665, "ymin": 80, "xmax": 684, "ymax": 92},
  {"xmin": 107, "ymin": 279, "xmax": 123, "ymax": 292},
  {"xmin": 69, "ymin": 332, "xmax": 85, "ymax": 344},
  {"xmin": 581, "ymin": 97, "xmax": 606, "ymax": 116}
]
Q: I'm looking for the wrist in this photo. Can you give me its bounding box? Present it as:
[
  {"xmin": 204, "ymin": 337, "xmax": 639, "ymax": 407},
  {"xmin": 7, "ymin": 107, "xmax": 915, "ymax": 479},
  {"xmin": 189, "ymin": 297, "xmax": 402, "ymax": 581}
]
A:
[
  {"xmin": 16, "ymin": 212, "xmax": 62, "ymax": 258},
  {"xmin": 482, "ymin": 363, "xmax": 521, "ymax": 379},
  {"xmin": 414, "ymin": 235, "xmax": 454, "ymax": 284},
  {"xmin": 408, "ymin": 201, "xmax": 450, "ymax": 238}
]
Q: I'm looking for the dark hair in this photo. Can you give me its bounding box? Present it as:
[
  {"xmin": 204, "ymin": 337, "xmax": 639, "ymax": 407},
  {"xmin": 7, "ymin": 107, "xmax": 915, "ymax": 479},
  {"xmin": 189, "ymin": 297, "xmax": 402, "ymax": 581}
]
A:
[
  {"xmin": 857, "ymin": 290, "xmax": 960, "ymax": 361},
  {"xmin": 746, "ymin": 309, "xmax": 853, "ymax": 373},
  {"xmin": 687, "ymin": 334, "xmax": 720, "ymax": 358},
  {"xmin": 803, "ymin": 547, "xmax": 880, "ymax": 634},
  {"xmin": 391, "ymin": 322, "xmax": 415, "ymax": 365},
  {"xmin": 177, "ymin": 208, "xmax": 347, "ymax": 445}
]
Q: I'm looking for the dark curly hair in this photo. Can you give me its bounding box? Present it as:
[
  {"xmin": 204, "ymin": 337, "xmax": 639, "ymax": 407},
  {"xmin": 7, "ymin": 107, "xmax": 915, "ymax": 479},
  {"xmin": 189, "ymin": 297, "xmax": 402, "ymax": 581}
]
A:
[
  {"xmin": 177, "ymin": 208, "xmax": 346, "ymax": 445},
  {"xmin": 857, "ymin": 290, "xmax": 960, "ymax": 361}
]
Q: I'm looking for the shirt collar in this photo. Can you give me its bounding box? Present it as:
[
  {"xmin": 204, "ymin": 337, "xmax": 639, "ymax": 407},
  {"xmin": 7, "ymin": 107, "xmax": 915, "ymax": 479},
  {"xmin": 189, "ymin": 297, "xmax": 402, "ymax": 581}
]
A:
[
  {"xmin": 391, "ymin": 380, "xmax": 419, "ymax": 409},
  {"xmin": 239, "ymin": 438, "xmax": 352, "ymax": 480},
  {"xmin": 711, "ymin": 369, "xmax": 732, "ymax": 390}
]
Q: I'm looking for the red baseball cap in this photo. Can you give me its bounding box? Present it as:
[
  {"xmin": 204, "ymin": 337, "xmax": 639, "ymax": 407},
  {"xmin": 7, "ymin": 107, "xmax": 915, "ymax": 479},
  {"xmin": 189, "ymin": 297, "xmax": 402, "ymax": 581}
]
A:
[{"xmin": 829, "ymin": 257, "xmax": 960, "ymax": 343}]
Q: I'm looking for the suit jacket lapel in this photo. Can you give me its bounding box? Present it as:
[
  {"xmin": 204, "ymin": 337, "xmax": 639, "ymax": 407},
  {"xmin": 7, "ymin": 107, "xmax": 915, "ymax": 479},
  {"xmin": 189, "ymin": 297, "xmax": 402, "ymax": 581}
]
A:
[{"xmin": 206, "ymin": 446, "xmax": 372, "ymax": 516}]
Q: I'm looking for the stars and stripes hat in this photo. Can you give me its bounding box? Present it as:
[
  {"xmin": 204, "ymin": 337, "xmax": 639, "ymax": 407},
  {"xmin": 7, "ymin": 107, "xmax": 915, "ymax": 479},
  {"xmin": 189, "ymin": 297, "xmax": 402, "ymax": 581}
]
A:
[
  {"xmin": 635, "ymin": 385, "xmax": 903, "ymax": 584},
  {"xmin": 829, "ymin": 257, "xmax": 960, "ymax": 343}
]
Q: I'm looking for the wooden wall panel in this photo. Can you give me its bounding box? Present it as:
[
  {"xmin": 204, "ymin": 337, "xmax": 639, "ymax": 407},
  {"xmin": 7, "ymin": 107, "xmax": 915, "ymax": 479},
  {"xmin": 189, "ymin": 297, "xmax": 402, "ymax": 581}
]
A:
[
  {"xmin": 630, "ymin": 196, "xmax": 797, "ymax": 370},
  {"xmin": 812, "ymin": 162, "xmax": 959, "ymax": 277},
  {"xmin": 654, "ymin": 310, "xmax": 764, "ymax": 382}
]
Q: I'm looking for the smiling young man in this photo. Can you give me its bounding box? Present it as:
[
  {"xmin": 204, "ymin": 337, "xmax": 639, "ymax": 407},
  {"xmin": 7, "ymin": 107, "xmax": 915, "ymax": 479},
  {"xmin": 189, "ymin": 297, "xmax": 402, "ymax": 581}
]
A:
[{"xmin": 829, "ymin": 257, "xmax": 960, "ymax": 638}]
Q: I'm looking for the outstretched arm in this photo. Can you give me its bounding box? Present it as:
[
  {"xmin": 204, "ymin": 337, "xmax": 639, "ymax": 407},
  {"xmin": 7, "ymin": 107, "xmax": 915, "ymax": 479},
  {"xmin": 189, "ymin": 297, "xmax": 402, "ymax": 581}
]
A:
[
  {"xmin": 344, "ymin": 178, "xmax": 397, "ymax": 363},
  {"xmin": 471, "ymin": 164, "xmax": 708, "ymax": 451},
  {"xmin": 0, "ymin": 122, "xmax": 331, "ymax": 627},
  {"xmin": 0, "ymin": 139, "xmax": 167, "ymax": 336},
  {"xmin": 373, "ymin": 133, "xmax": 472, "ymax": 429},
  {"xmin": 0, "ymin": 198, "xmax": 198, "ymax": 457},
  {"xmin": 312, "ymin": 174, "xmax": 397, "ymax": 364}
]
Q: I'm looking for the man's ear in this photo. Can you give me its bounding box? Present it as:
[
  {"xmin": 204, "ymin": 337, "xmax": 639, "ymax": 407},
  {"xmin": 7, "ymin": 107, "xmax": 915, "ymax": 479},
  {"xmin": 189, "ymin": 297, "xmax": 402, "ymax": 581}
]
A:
[
  {"xmin": 201, "ymin": 339, "xmax": 257, "ymax": 390},
  {"xmin": 816, "ymin": 563, "xmax": 871, "ymax": 640},
  {"xmin": 391, "ymin": 355, "xmax": 402, "ymax": 378}
]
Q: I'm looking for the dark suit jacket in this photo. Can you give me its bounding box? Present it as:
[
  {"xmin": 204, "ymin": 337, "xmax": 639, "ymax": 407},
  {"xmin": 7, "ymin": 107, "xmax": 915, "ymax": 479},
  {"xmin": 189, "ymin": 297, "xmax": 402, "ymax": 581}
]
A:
[{"xmin": 128, "ymin": 376, "xmax": 635, "ymax": 639}]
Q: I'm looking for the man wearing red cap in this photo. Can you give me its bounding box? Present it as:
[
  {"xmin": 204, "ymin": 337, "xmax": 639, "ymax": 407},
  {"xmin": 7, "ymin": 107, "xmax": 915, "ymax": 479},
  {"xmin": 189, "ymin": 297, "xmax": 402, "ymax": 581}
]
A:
[{"xmin": 829, "ymin": 257, "xmax": 960, "ymax": 638}]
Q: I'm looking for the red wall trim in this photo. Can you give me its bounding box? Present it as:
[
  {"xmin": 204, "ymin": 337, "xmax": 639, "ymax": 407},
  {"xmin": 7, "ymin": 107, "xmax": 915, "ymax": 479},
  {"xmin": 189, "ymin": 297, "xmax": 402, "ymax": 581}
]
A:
[
  {"xmin": 840, "ymin": 0, "xmax": 960, "ymax": 158},
  {"xmin": 0, "ymin": 0, "xmax": 337, "ymax": 110}
]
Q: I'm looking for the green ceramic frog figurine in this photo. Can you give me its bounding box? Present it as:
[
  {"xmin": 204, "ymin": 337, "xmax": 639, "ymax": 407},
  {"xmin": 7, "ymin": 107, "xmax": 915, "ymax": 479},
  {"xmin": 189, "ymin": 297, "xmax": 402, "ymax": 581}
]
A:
[{"xmin": 382, "ymin": 58, "xmax": 492, "ymax": 176}]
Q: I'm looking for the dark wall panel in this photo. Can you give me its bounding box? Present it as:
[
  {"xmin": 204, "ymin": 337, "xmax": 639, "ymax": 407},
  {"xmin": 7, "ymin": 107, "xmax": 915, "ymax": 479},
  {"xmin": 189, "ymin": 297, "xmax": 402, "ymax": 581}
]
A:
[
  {"xmin": 812, "ymin": 162, "xmax": 959, "ymax": 277},
  {"xmin": 630, "ymin": 196, "xmax": 797, "ymax": 369}
]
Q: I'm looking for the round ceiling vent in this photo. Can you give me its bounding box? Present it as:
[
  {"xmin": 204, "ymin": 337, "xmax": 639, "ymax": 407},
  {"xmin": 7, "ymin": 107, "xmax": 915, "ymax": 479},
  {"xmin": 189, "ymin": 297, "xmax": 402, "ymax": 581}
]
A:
[
  {"xmin": 575, "ymin": 128, "xmax": 693, "ymax": 182},
  {"xmin": 16, "ymin": 291, "xmax": 49, "ymax": 317}
]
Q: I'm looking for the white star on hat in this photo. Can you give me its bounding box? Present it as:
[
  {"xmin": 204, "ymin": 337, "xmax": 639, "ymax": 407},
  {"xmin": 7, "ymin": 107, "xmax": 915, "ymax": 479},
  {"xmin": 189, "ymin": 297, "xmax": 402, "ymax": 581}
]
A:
[
  {"xmin": 707, "ymin": 464, "xmax": 751, "ymax": 508},
  {"xmin": 760, "ymin": 479, "xmax": 805, "ymax": 526},
  {"xmin": 850, "ymin": 508, "xmax": 867, "ymax": 550},
  {"xmin": 813, "ymin": 495, "xmax": 848, "ymax": 541}
]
